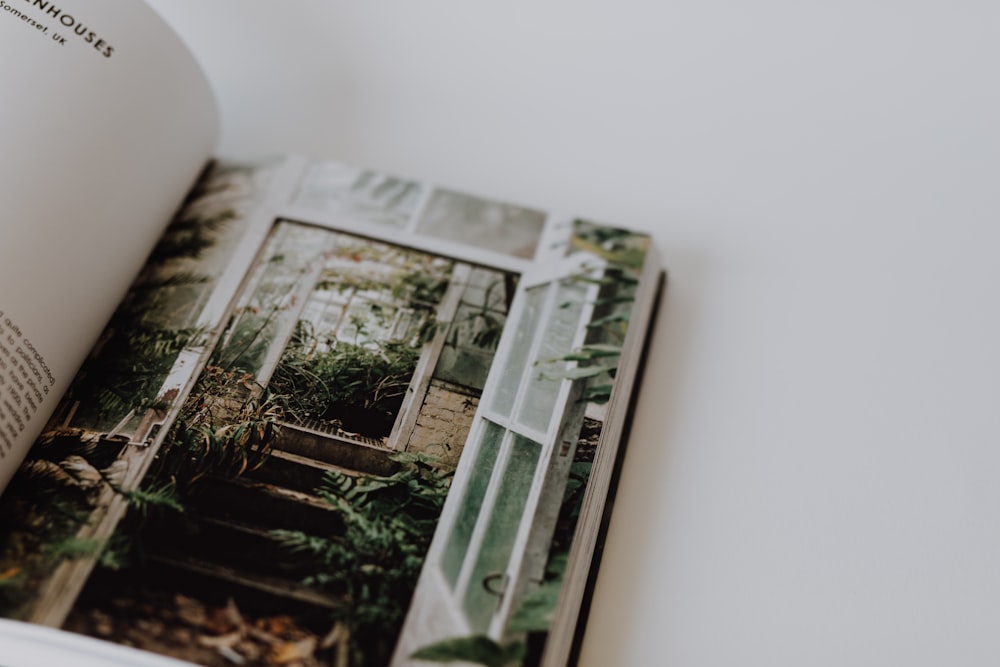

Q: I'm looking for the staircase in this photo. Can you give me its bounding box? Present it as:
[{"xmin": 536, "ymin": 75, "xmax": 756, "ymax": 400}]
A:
[{"xmin": 71, "ymin": 422, "xmax": 403, "ymax": 634}]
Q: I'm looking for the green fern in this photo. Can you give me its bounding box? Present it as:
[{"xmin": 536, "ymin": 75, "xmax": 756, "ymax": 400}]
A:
[{"xmin": 271, "ymin": 456, "xmax": 451, "ymax": 666}]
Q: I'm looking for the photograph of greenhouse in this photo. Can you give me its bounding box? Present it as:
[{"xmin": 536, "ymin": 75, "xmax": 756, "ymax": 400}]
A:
[{"xmin": 0, "ymin": 159, "xmax": 659, "ymax": 667}]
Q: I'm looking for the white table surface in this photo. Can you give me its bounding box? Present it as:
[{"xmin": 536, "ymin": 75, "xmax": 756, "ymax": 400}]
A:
[{"xmin": 145, "ymin": 2, "xmax": 1000, "ymax": 665}]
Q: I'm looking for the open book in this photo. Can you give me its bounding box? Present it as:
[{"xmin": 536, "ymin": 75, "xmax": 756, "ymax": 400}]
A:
[{"xmin": 0, "ymin": 3, "xmax": 662, "ymax": 666}]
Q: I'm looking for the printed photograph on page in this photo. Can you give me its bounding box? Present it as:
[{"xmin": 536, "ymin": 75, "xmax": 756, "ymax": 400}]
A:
[{"xmin": 0, "ymin": 158, "xmax": 654, "ymax": 667}]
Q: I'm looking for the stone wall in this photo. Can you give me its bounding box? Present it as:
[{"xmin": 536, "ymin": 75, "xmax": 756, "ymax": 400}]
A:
[{"xmin": 404, "ymin": 379, "xmax": 480, "ymax": 468}]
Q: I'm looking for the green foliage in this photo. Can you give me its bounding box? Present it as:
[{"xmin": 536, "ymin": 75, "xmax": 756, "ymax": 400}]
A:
[
  {"xmin": 119, "ymin": 482, "xmax": 184, "ymax": 518},
  {"xmin": 570, "ymin": 223, "xmax": 649, "ymax": 269},
  {"xmin": 537, "ymin": 344, "xmax": 620, "ymax": 404},
  {"xmin": 151, "ymin": 367, "xmax": 284, "ymax": 491},
  {"xmin": 96, "ymin": 532, "xmax": 133, "ymax": 571},
  {"xmin": 149, "ymin": 210, "xmax": 237, "ymax": 263},
  {"xmin": 507, "ymin": 586, "xmax": 560, "ymax": 635},
  {"xmin": 558, "ymin": 462, "xmax": 592, "ymax": 540},
  {"xmin": 585, "ymin": 313, "xmax": 631, "ymax": 342},
  {"xmin": 554, "ymin": 343, "xmax": 622, "ymax": 362},
  {"xmin": 44, "ymin": 536, "xmax": 104, "ymax": 562},
  {"xmin": 568, "ymin": 274, "xmax": 639, "ymax": 288},
  {"xmin": 0, "ymin": 422, "xmax": 201, "ymax": 617},
  {"xmin": 312, "ymin": 246, "xmax": 451, "ymax": 305},
  {"xmin": 541, "ymin": 364, "xmax": 613, "ymax": 382},
  {"xmin": 540, "ymin": 222, "xmax": 647, "ymax": 406},
  {"xmin": 580, "ymin": 383, "xmax": 614, "ymax": 404},
  {"xmin": 130, "ymin": 270, "xmax": 210, "ymax": 291},
  {"xmin": 466, "ymin": 312, "xmax": 505, "ymax": 350},
  {"xmin": 0, "ymin": 444, "xmax": 104, "ymax": 618},
  {"xmin": 272, "ymin": 452, "xmax": 451, "ymax": 666},
  {"xmin": 394, "ymin": 269, "xmax": 451, "ymax": 305},
  {"xmin": 271, "ymin": 328, "xmax": 420, "ymax": 423},
  {"xmin": 410, "ymin": 635, "xmax": 526, "ymax": 667},
  {"xmin": 212, "ymin": 302, "xmax": 283, "ymax": 374},
  {"xmin": 73, "ymin": 325, "xmax": 200, "ymax": 429},
  {"xmin": 446, "ymin": 274, "xmax": 514, "ymax": 353}
]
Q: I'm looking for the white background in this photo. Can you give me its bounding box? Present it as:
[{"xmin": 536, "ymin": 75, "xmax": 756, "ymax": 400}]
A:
[{"xmin": 144, "ymin": 2, "xmax": 1000, "ymax": 665}]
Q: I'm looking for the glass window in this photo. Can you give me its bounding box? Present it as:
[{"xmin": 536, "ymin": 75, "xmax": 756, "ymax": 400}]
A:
[
  {"xmin": 440, "ymin": 421, "xmax": 505, "ymax": 588},
  {"xmin": 435, "ymin": 268, "xmax": 514, "ymax": 390},
  {"xmin": 292, "ymin": 161, "xmax": 422, "ymax": 229},
  {"xmin": 461, "ymin": 435, "xmax": 541, "ymax": 632},
  {"xmin": 417, "ymin": 190, "xmax": 546, "ymax": 259},
  {"xmin": 517, "ymin": 280, "xmax": 588, "ymax": 433},
  {"xmin": 489, "ymin": 286, "xmax": 546, "ymax": 416}
]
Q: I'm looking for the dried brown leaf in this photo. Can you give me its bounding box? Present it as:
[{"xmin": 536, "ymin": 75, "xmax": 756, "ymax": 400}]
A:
[{"xmin": 269, "ymin": 637, "xmax": 317, "ymax": 665}]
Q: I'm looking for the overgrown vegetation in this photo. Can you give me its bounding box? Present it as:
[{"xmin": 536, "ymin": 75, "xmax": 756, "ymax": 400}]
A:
[
  {"xmin": 273, "ymin": 452, "xmax": 452, "ymax": 666},
  {"xmin": 0, "ymin": 364, "xmax": 284, "ymax": 619},
  {"xmin": 0, "ymin": 430, "xmax": 127, "ymax": 618},
  {"xmin": 541, "ymin": 222, "xmax": 649, "ymax": 404},
  {"xmin": 90, "ymin": 367, "xmax": 286, "ymax": 578},
  {"xmin": 270, "ymin": 322, "xmax": 420, "ymax": 436},
  {"xmin": 210, "ymin": 230, "xmax": 453, "ymax": 441},
  {"xmin": 147, "ymin": 366, "xmax": 285, "ymax": 494}
]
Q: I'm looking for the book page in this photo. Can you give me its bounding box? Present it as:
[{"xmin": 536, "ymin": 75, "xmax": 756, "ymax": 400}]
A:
[{"xmin": 0, "ymin": 0, "xmax": 218, "ymax": 489}]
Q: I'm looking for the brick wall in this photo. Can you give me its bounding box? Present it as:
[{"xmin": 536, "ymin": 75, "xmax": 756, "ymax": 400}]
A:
[{"xmin": 404, "ymin": 379, "xmax": 480, "ymax": 468}]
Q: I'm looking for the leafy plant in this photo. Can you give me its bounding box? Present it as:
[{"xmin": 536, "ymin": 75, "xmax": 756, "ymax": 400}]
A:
[
  {"xmin": 392, "ymin": 269, "xmax": 451, "ymax": 305},
  {"xmin": 270, "ymin": 327, "xmax": 420, "ymax": 436},
  {"xmin": 411, "ymin": 635, "xmax": 526, "ymax": 667},
  {"xmin": 0, "ymin": 431, "xmax": 121, "ymax": 617},
  {"xmin": 533, "ymin": 224, "xmax": 648, "ymax": 405},
  {"xmin": 72, "ymin": 325, "xmax": 202, "ymax": 429},
  {"xmin": 150, "ymin": 366, "xmax": 284, "ymax": 491},
  {"xmin": 272, "ymin": 452, "xmax": 451, "ymax": 667},
  {"xmin": 570, "ymin": 222, "xmax": 649, "ymax": 269},
  {"xmin": 119, "ymin": 482, "xmax": 185, "ymax": 518}
]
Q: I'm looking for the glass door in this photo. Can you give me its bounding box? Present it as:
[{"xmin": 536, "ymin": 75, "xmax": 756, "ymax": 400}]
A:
[{"xmin": 398, "ymin": 254, "xmax": 603, "ymax": 655}]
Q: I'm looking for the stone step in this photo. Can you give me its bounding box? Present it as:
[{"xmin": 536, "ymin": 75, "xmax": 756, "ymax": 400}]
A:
[
  {"xmin": 274, "ymin": 422, "xmax": 400, "ymax": 477},
  {"xmin": 188, "ymin": 476, "xmax": 338, "ymax": 534},
  {"xmin": 146, "ymin": 553, "xmax": 345, "ymax": 614},
  {"xmin": 142, "ymin": 514, "xmax": 338, "ymax": 581},
  {"xmin": 247, "ymin": 449, "xmax": 364, "ymax": 494}
]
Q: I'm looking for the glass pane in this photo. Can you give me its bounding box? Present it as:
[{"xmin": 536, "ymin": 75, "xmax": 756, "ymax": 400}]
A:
[
  {"xmin": 292, "ymin": 161, "xmax": 422, "ymax": 229},
  {"xmin": 435, "ymin": 268, "xmax": 513, "ymax": 390},
  {"xmin": 335, "ymin": 294, "xmax": 396, "ymax": 348},
  {"xmin": 462, "ymin": 435, "xmax": 541, "ymax": 632},
  {"xmin": 489, "ymin": 286, "xmax": 546, "ymax": 415},
  {"xmin": 416, "ymin": 189, "xmax": 546, "ymax": 259},
  {"xmin": 518, "ymin": 280, "xmax": 588, "ymax": 433},
  {"xmin": 215, "ymin": 223, "xmax": 331, "ymax": 374},
  {"xmin": 440, "ymin": 421, "xmax": 504, "ymax": 588}
]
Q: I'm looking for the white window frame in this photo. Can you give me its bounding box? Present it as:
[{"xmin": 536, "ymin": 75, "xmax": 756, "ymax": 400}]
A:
[{"xmin": 396, "ymin": 252, "xmax": 606, "ymax": 655}]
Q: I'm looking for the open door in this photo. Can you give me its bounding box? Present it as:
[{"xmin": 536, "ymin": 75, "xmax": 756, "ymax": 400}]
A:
[{"xmin": 395, "ymin": 253, "xmax": 603, "ymax": 662}]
